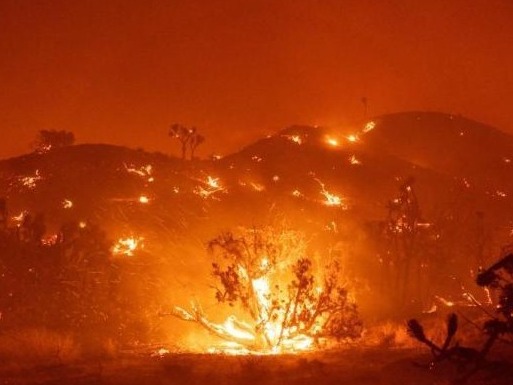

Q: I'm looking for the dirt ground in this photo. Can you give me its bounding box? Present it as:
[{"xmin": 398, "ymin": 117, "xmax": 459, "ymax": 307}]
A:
[{"xmin": 1, "ymin": 346, "xmax": 512, "ymax": 385}]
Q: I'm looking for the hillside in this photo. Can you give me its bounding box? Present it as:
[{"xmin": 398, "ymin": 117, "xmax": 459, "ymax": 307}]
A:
[{"xmin": 1, "ymin": 112, "xmax": 512, "ymax": 246}]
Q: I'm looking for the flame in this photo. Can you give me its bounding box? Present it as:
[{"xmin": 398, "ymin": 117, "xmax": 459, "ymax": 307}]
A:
[
  {"xmin": 41, "ymin": 234, "xmax": 58, "ymax": 246},
  {"xmin": 139, "ymin": 195, "xmax": 150, "ymax": 204},
  {"xmin": 284, "ymin": 135, "xmax": 303, "ymax": 145},
  {"xmin": 112, "ymin": 236, "xmax": 144, "ymax": 257},
  {"xmin": 11, "ymin": 211, "xmax": 27, "ymax": 227},
  {"xmin": 194, "ymin": 176, "xmax": 226, "ymax": 199},
  {"xmin": 249, "ymin": 182, "xmax": 265, "ymax": 192},
  {"xmin": 346, "ymin": 134, "xmax": 359, "ymax": 143},
  {"xmin": 62, "ymin": 199, "xmax": 73, "ymax": 209},
  {"xmin": 207, "ymin": 176, "xmax": 220, "ymax": 189},
  {"xmin": 325, "ymin": 136, "xmax": 339, "ymax": 147},
  {"xmin": 18, "ymin": 170, "xmax": 43, "ymax": 189},
  {"xmin": 125, "ymin": 163, "xmax": 154, "ymax": 182},
  {"xmin": 349, "ymin": 155, "xmax": 361, "ymax": 165},
  {"xmin": 315, "ymin": 179, "xmax": 347, "ymax": 208},
  {"xmin": 363, "ymin": 121, "xmax": 376, "ymax": 133},
  {"xmin": 435, "ymin": 295, "xmax": 455, "ymax": 307}
]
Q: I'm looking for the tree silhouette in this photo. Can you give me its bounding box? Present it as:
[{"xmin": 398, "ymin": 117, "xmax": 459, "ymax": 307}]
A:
[
  {"xmin": 33, "ymin": 129, "xmax": 75, "ymax": 153},
  {"xmin": 169, "ymin": 123, "xmax": 205, "ymax": 160}
]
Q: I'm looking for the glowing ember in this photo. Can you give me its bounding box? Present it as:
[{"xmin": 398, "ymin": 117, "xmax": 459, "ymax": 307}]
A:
[
  {"xmin": 272, "ymin": 175, "xmax": 280, "ymax": 182},
  {"xmin": 18, "ymin": 170, "xmax": 43, "ymax": 189},
  {"xmin": 325, "ymin": 136, "xmax": 339, "ymax": 147},
  {"xmin": 349, "ymin": 155, "xmax": 361, "ymax": 165},
  {"xmin": 249, "ymin": 182, "xmax": 265, "ymax": 192},
  {"xmin": 78, "ymin": 221, "xmax": 87, "ymax": 229},
  {"xmin": 139, "ymin": 195, "xmax": 150, "ymax": 204},
  {"xmin": 206, "ymin": 176, "xmax": 220, "ymax": 189},
  {"xmin": 284, "ymin": 134, "xmax": 303, "ymax": 145},
  {"xmin": 194, "ymin": 176, "xmax": 226, "ymax": 199},
  {"xmin": 125, "ymin": 163, "xmax": 154, "ymax": 183},
  {"xmin": 62, "ymin": 199, "xmax": 73, "ymax": 209},
  {"xmin": 11, "ymin": 211, "xmax": 27, "ymax": 227},
  {"xmin": 292, "ymin": 189, "xmax": 303, "ymax": 198},
  {"xmin": 151, "ymin": 348, "xmax": 170, "ymax": 357},
  {"xmin": 363, "ymin": 121, "xmax": 376, "ymax": 133},
  {"xmin": 41, "ymin": 234, "xmax": 58, "ymax": 246},
  {"xmin": 315, "ymin": 179, "xmax": 347, "ymax": 208},
  {"xmin": 112, "ymin": 236, "xmax": 144, "ymax": 257},
  {"xmin": 435, "ymin": 295, "xmax": 455, "ymax": 307},
  {"xmin": 346, "ymin": 134, "xmax": 359, "ymax": 143}
]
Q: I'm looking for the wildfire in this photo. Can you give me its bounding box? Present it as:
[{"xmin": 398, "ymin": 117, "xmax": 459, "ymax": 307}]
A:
[
  {"xmin": 349, "ymin": 155, "xmax": 361, "ymax": 165},
  {"xmin": 207, "ymin": 176, "xmax": 220, "ymax": 189},
  {"xmin": 62, "ymin": 199, "xmax": 73, "ymax": 209},
  {"xmin": 292, "ymin": 189, "xmax": 303, "ymax": 198},
  {"xmin": 11, "ymin": 211, "xmax": 27, "ymax": 227},
  {"xmin": 170, "ymin": 228, "xmax": 361, "ymax": 354},
  {"xmin": 194, "ymin": 175, "xmax": 226, "ymax": 199},
  {"xmin": 18, "ymin": 170, "xmax": 43, "ymax": 189},
  {"xmin": 363, "ymin": 121, "xmax": 376, "ymax": 133},
  {"xmin": 284, "ymin": 134, "xmax": 303, "ymax": 145},
  {"xmin": 125, "ymin": 163, "xmax": 154, "ymax": 183},
  {"xmin": 346, "ymin": 134, "xmax": 359, "ymax": 143},
  {"xmin": 139, "ymin": 195, "xmax": 150, "ymax": 204},
  {"xmin": 325, "ymin": 136, "xmax": 340, "ymax": 147},
  {"xmin": 112, "ymin": 236, "xmax": 144, "ymax": 257},
  {"xmin": 315, "ymin": 179, "xmax": 347, "ymax": 208},
  {"xmin": 41, "ymin": 234, "xmax": 59, "ymax": 246},
  {"xmin": 249, "ymin": 182, "xmax": 265, "ymax": 192}
]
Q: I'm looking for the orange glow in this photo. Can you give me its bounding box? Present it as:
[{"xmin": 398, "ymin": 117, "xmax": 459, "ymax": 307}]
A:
[
  {"xmin": 18, "ymin": 170, "xmax": 43, "ymax": 190},
  {"xmin": 315, "ymin": 178, "xmax": 347, "ymax": 208},
  {"xmin": 349, "ymin": 155, "xmax": 361, "ymax": 165},
  {"xmin": 112, "ymin": 236, "xmax": 144, "ymax": 257},
  {"xmin": 325, "ymin": 136, "xmax": 340, "ymax": 147},
  {"xmin": 363, "ymin": 121, "xmax": 376, "ymax": 133},
  {"xmin": 125, "ymin": 163, "xmax": 154, "ymax": 183}
]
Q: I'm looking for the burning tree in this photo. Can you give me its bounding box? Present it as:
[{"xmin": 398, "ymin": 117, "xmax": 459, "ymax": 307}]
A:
[{"xmin": 169, "ymin": 227, "xmax": 362, "ymax": 353}]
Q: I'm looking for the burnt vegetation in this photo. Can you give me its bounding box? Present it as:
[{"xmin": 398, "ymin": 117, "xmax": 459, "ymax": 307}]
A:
[
  {"xmin": 0, "ymin": 199, "xmax": 164, "ymax": 357},
  {"xmin": 407, "ymin": 253, "xmax": 513, "ymax": 381}
]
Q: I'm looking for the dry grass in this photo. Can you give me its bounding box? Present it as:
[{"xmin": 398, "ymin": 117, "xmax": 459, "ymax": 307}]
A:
[{"xmin": 0, "ymin": 328, "xmax": 81, "ymax": 365}]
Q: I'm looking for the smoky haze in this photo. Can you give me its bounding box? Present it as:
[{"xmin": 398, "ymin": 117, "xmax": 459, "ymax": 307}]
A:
[{"xmin": 1, "ymin": 0, "xmax": 513, "ymax": 158}]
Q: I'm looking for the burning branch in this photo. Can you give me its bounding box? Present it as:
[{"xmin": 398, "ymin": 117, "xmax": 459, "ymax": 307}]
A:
[{"xmin": 167, "ymin": 227, "xmax": 361, "ymax": 353}]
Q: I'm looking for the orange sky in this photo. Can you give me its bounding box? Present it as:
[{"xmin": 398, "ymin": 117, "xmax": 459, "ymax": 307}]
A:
[{"xmin": 1, "ymin": 0, "xmax": 513, "ymax": 159}]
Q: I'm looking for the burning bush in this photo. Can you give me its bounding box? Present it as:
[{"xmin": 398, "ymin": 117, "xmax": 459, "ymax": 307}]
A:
[{"xmin": 170, "ymin": 227, "xmax": 362, "ymax": 353}]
